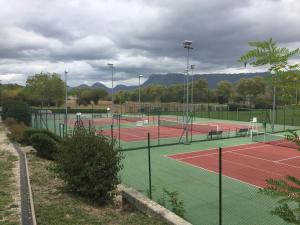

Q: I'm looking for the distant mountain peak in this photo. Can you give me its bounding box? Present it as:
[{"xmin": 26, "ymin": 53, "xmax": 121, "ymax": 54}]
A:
[{"xmin": 71, "ymin": 72, "xmax": 269, "ymax": 92}]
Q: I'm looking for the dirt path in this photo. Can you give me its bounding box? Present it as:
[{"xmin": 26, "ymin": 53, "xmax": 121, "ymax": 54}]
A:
[{"xmin": 0, "ymin": 121, "xmax": 35, "ymax": 225}]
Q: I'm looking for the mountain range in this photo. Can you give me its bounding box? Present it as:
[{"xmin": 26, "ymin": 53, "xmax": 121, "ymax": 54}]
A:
[{"xmin": 72, "ymin": 72, "xmax": 269, "ymax": 93}]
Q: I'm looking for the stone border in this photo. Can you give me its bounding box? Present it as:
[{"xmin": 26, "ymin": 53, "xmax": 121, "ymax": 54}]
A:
[
  {"xmin": 24, "ymin": 152, "xmax": 37, "ymax": 225},
  {"xmin": 120, "ymin": 185, "xmax": 192, "ymax": 225}
]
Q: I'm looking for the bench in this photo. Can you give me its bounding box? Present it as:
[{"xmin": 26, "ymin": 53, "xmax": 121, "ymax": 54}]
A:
[
  {"xmin": 236, "ymin": 128, "xmax": 249, "ymax": 137},
  {"xmin": 207, "ymin": 130, "xmax": 223, "ymax": 139}
]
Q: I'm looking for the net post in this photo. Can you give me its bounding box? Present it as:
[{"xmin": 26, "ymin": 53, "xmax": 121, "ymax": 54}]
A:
[
  {"xmin": 283, "ymin": 106, "xmax": 286, "ymax": 130},
  {"xmin": 54, "ymin": 112, "xmax": 56, "ymax": 134},
  {"xmin": 61, "ymin": 124, "xmax": 65, "ymax": 137},
  {"xmin": 118, "ymin": 114, "xmax": 121, "ymax": 149},
  {"xmin": 111, "ymin": 124, "xmax": 114, "ymax": 149},
  {"xmin": 219, "ymin": 147, "xmax": 222, "ymax": 225},
  {"xmin": 158, "ymin": 111, "xmax": 160, "ymax": 145},
  {"xmin": 59, "ymin": 123, "xmax": 62, "ymax": 137},
  {"xmin": 88, "ymin": 120, "xmax": 91, "ymax": 133},
  {"xmin": 147, "ymin": 132, "xmax": 152, "ymax": 199},
  {"xmin": 92, "ymin": 104, "xmax": 94, "ymax": 126},
  {"xmin": 190, "ymin": 115, "xmax": 193, "ymax": 142},
  {"xmin": 45, "ymin": 108, "xmax": 48, "ymax": 129}
]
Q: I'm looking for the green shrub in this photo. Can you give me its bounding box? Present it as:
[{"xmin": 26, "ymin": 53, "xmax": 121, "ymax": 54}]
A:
[
  {"xmin": 23, "ymin": 128, "xmax": 61, "ymax": 145},
  {"xmin": 54, "ymin": 128, "xmax": 123, "ymax": 203},
  {"xmin": 30, "ymin": 133, "xmax": 58, "ymax": 160},
  {"xmin": 1, "ymin": 100, "xmax": 31, "ymax": 125},
  {"xmin": 4, "ymin": 118, "xmax": 27, "ymax": 142}
]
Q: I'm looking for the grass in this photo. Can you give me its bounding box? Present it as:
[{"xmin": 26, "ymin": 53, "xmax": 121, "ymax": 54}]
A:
[
  {"xmin": 27, "ymin": 152, "xmax": 166, "ymax": 225},
  {"xmin": 0, "ymin": 148, "xmax": 19, "ymax": 225}
]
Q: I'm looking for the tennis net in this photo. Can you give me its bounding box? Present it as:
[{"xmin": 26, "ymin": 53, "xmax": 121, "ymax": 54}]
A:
[
  {"xmin": 159, "ymin": 119, "xmax": 219, "ymax": 133},
  {"xmin": 120, "ymin": 115, "xmax": 143, "ymax": 122},
  {"xmin": 251, "ymin": 131, "xmax": 299, "ymax": 149}
]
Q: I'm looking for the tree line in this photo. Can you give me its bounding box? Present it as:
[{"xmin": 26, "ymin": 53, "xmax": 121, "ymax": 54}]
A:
[{"xmin": 0, "ymin": 71, "xmax": 299, "ymax": 108}]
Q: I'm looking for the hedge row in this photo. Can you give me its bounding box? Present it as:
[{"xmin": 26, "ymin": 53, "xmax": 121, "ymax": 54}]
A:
[{"xmin": 1, "ymin": 100, "xmax": 31, "ymax": 125}]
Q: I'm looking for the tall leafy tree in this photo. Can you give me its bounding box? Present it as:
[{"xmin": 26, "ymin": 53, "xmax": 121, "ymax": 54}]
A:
[
  {"xmin": 216, "ymin": 80, "xmax": 233, "ymax": 103},
  {"xmin": 24, "ymin": 72, "xmax": 65, "ymax": 106},
  {"xmin": 239, "ymin": 38, "xmax": 299, "ymax": 127}
]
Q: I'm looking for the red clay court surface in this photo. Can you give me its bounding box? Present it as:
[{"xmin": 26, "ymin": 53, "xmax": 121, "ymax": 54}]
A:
[
  {"xmin": 167, "ymin": 142, "xmax": 300, "ymax": 187},
  {"xmin": 66, "ymin": 116, "xmax": 161, "ymax": 126},
  {"xmin": 99, "ymin": 122, "xmax": 249, "ymax": 142}
]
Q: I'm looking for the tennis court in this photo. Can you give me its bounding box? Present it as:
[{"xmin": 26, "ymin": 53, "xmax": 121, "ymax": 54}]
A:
[
  {"xmin": 167, "ymin": 140, "xmax": 300, "ymax": 187},
  {"xmin": 121, "ymin": 135, "xmax": 296, "ymax": 225},
  {"xmin": 98, "ymin": 121, "xmax": 249, "ymax": 142}
]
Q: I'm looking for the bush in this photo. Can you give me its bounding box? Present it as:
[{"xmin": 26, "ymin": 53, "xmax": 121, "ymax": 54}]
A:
[
  {"xmin": 1, "ymin": 100, "xmax": 31, "ymax": 125},
  {"xmin": 228, "ymin": 103, "xmax": 252, "ymax": 111},
  {"xmin": 54, "ymin": 128, "xmax": 123, "ymax": 203},
  {"xmin": 4, "ymin": 118, "xmax": 27, "ymax": 142},
  {"xmin": 254, "ymin": 97, "xmax": 272, "ymax": 109},
  {"xmin": 23, "ymin": 128, "xmax": 61, "ymax": 145},
  {"xmin": 30, "ymin": 133, "xmax": 58, "ymax": 160}
]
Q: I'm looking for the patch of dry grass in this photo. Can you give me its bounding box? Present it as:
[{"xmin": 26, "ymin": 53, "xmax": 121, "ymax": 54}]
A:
[
  {"xmin": 27, "ymin": 152, "xmax": 166, "ymax": 225},
  {"xmin": 0, "ymin": 141, "xmax": 20, "ymax": 225}
]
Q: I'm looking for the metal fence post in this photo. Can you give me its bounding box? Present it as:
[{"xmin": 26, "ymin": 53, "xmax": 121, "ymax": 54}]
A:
[
  {"xmin": 147, "ymin": 132, "xmax": 152, "ymax": 199},
  {"xmin": 118, "ymin": 114, "xmax": 121, "ymax": 149},
  {"xmin": 219, "ymin": 147, "xmax": 222, "ymax": 225}
]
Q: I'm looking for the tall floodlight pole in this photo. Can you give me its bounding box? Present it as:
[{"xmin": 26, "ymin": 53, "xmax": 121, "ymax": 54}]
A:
[
  {"xmin": 139, "ymin": 75, "xmax": 143, "ymax": 116},
  {"xmin": 270, "ymin": 70, "xmax": 276, "ymax": 131},
  {"xmin": 107, "ymin": 63, "xmax": 114, "ymax": 117},
  {"xmin": 183, "ymin": 40, "xmax": 193, "ymax": 144},
  {"xmin": 64, "ymin": 70, "xmax": 68, "ymax": 136},
  {"xmin": 190, "ymin": 64, "xmax": 195, "ymax": 113}
]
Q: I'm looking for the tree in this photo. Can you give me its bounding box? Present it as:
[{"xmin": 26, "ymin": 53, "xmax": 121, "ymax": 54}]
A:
[
  {"xmin": 274, "ymin": 71, "xmax": 300, "ymax": 105},
  {"xmin": 260, "ymin": 132, "xmax": 300, "ymax": 224},
  {"xmin": 216, "ymin": 80, "xmax": 233, "ymax": 103},
  {"xmin": 76, "ymin": 88, "xmax": 108, "ymax": 105},
  {"xmin": 24, "ymin": 72, "xmax": 65, "ymax": 106},
  {"xmin": 192, "ymin": 80, "xmax": 209, "ymax": 103},
  {"xmin": 239, "ymin": 38, "xmax": 300, "ymax": 127}
]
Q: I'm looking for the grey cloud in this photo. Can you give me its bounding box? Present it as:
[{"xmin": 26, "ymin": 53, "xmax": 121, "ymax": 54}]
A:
[{"xmin": 0, "ymin": 0, "xmax": 299, "ymax": 86}]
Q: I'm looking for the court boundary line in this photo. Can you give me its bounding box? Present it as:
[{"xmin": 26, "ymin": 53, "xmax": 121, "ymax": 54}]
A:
[
  {"xmin": 169, "ymin": 157, "xmax": 261, "ymax": 188},
  {"xmin": 171, "ymin": 144, "xmax": 300, "ymax": 170}
]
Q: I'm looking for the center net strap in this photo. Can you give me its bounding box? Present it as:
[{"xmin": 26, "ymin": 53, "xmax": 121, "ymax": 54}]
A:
[
  {"xmin": 251, "ymin": 131, "xmax": 299, "ymax": 149},
  {"xmin": 159, "ymin": 119, "xmax": 219, "ymax": 133}
]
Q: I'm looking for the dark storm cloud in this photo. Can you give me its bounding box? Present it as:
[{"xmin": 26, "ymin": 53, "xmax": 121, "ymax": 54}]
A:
[{"xmin": 0, "ymin": 0, "xmax": 299, "ymax": 86}]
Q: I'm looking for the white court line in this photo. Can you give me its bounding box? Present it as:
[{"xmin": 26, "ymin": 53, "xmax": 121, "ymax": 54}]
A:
[
  {"xmin": 275, "ymin": 156, "xmax": 300, "ymax": 162},
  {"xmin": 165, "ymin": 141, "xmax": 264, "ymax": 158},
  {"xmin": 176, "ymin": 145, "xmax": 300, "ymax": 170},
  {"xmin": 171, "ymin": 157, "xmax": 262, "ymax": 188},
  {"xmin": 176, "ymin": 145, "xmax": 268, "ymax": 160}
]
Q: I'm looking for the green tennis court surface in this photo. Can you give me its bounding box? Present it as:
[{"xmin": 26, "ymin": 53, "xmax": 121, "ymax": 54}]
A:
[
  {"xmin": 121, "ymin": 136, "xmax": 294, "ymax": 225},
  {"xmin": 32, "ymin": 110, "xmax": 300, "ymax": 224}
]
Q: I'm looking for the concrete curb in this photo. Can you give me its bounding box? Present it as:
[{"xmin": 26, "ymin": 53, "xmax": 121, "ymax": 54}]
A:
[
  {"xmin": 13, "ymin": 143, "xmax": 37, "ymax": 225},
  {"xmin": 120, "ymin": 185, "xmax": 192, "ymax": 225},
  {"xmin": 24, "ymin": 152, "xmax": 37, "ymax": 225}
]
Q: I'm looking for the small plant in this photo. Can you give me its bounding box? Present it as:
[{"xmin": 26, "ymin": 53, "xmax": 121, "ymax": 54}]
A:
[
  {"xmin": 30, "ymin": 133, "xmax": 58, "ymax": 160},
  {"xmin": 4, "ymin": 117, "xmax": 27, "ymax": 142},
  {"xmin": 157, "ymin": 190, "xmax": 166, "ymax": 207},
  {"xmin": 162, "ymin": 188, "xmax": 185, "ymax": 218}
]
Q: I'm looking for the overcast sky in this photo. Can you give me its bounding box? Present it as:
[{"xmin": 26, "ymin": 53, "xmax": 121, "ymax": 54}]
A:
[{"xmin": 0, "ymin": 0, "xmax": 299, "ymax": 87}]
